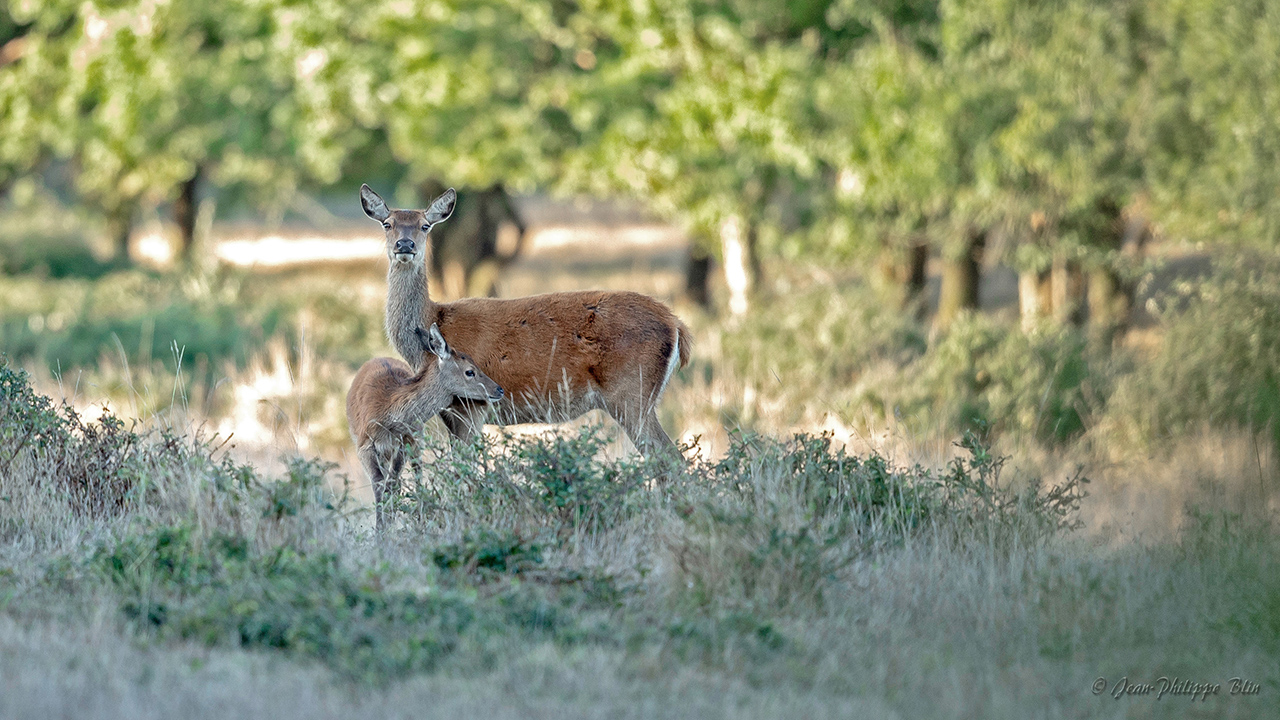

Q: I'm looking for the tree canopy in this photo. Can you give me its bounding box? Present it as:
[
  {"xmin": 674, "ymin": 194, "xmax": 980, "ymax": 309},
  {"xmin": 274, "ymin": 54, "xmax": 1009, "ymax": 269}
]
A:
[{"xmin": 3, "ymin": 0, "xmax": 1279, "ymax": 311}]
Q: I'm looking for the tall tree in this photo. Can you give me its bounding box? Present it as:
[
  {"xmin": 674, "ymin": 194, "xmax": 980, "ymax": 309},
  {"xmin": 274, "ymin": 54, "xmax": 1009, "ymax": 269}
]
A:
[
  {"xmin": 0, "ymin": 0, "xmax": 367, "ymax": 263},
  {"xmin": 991, "ymin": 0, "xmax": 1148, "ymax": 341},
  {"xmin": 1143, "ymin": 0, "xmax": 1280, "ymax": 249},
  {"xmin": 564, "ymin": 0, "xmax": 823, "ymax": 315}
]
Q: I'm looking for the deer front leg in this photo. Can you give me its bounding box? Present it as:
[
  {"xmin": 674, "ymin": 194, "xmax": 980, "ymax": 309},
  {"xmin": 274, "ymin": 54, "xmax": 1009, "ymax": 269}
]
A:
[{"xmin": 440, "ymin": 398, "xmax": 487, "ymax": 442}]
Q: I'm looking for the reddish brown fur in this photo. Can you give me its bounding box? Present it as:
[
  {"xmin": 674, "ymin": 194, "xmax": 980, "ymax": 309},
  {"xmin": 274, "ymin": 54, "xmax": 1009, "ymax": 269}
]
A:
[
  {"xmin": 429, "ymin": 290, "xmax": 690, "ymax": 410},
  {"xmin": 360, "ymin": 184, "xmax": 692, "ymax": 459},
  {"xmin": 346, "ymin": 323, "xmax": 502, "ymax": 531}
]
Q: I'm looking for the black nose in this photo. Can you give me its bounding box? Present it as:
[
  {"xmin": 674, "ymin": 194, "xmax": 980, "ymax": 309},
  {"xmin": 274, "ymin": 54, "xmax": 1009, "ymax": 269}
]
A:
[
  {"xmin": 394, "ymin": 239, "xmax": 415, "ymax": 254},
  {"xmin": 492, "ymin": 387, "xmax": 504, "ymax": 400}
]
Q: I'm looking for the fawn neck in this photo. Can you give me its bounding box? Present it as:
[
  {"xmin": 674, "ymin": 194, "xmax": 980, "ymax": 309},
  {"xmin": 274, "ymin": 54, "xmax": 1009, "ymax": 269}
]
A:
[
  {"xmin": 386, "ymin": 361, "xmax": 452, "ymax": 428},
  {"xmin": 386, "ymin": 259, "xmax": 438, "ymax": 372}
]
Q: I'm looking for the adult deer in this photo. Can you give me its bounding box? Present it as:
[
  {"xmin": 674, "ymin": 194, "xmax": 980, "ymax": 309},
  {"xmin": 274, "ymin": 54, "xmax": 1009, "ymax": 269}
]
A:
[
  {"xmin": 347, "ymin": 323, "xmax": 504, "ymax": 531},
  {"xmin": 359, "ymin": 183, "xmax": 691, "ymax": 461}
]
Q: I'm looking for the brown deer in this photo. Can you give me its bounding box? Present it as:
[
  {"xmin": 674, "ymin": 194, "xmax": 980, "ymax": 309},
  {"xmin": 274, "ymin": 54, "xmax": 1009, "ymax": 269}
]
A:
[
  {"xmin": 359, "ymin": 183, "xmax": 691, "ymax": 461},
  {"xmin": 347, "ymin": 323, "xmax": 504, "ymax": 531}
]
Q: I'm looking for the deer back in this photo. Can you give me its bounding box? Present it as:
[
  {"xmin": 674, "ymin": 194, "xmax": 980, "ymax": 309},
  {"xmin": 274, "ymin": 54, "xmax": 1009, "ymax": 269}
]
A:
[{"xmin": 428, "ymin": 290, "xmax": 688, "ymax": 408}]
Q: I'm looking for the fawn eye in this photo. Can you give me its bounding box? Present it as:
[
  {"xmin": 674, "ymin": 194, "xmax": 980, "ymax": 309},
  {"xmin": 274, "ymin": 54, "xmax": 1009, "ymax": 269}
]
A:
[{"xmin": 465, "ymin": 370, "xmax": 475, "ymax": 377}]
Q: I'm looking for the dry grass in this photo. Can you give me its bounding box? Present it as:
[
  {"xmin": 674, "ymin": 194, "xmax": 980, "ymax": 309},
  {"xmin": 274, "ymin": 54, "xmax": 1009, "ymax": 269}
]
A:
[
  {"xmin": 2, "ymin": 355, "xmax": 1276, "ymax": 719},
  {"xmin": 2, "ymin": 237, "xmax": 1279, "ymax": 717}
]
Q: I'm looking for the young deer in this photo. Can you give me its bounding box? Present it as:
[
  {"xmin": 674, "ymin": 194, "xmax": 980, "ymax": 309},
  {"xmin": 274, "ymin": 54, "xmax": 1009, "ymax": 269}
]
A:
[
  {"xmin": 346, "ymin": 323, "xmax": 504, "ymax": 531},
  {"xmin": 360, "ymin": 184, "xmax": 691, "ymax": 461}
]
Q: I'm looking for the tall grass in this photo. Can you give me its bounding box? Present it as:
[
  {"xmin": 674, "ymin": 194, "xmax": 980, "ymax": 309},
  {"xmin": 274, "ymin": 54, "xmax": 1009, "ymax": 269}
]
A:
[{"xmin": 2, "ymin": 362, "xmax": 1275, "ymax": 717}]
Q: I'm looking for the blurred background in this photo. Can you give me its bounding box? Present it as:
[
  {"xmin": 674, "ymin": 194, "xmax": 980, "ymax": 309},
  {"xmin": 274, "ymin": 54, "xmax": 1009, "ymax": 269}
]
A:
[{"xmin": 2, "ymin": 0, "xmax": 1279, "ymax": 522}]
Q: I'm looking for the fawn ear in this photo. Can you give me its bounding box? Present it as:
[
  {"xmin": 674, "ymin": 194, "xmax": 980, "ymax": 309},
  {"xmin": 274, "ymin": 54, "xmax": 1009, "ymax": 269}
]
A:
[
  {"xmin": 360, "ymin": 184, "xmax": 390, "ymax": 222},
  {"xmin": 423, "ymin": 323, "xmax": 452, "ymax": 360},
  {"xmin": 424, "ymin": 188, "xmax": 456, "ymax": 226}
]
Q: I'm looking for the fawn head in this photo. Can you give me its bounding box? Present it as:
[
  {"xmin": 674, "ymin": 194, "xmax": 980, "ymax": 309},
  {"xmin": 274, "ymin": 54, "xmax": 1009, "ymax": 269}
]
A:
[
  {"xmin": 416, "ymin": 323, "xmax": 504, "ymax": 402},
  {"xmin": 361, "ymin": 184, "xmax": 456, "ymax": 269}
]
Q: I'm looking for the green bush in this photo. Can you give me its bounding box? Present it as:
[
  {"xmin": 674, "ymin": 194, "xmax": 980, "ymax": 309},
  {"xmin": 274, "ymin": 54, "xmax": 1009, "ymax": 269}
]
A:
[
  {"xmin": 1117, "ymin": 255, "xmax": 1280, "ymax": 453},
  {"xmin": 399, "ymin": 426, "xmax": 661, "ymax": 535},
  {"xmin": 708, "ymin": 283, "xmax": 927, "ymax": 429},
  {"xmin": 430, "ymin": 527, "xmax": 544, "ymax": 576},
  {"xmin": 92, "ymin": 523, "xmax": 579, "ymax": 683},
  {"xmin": 900, "ymin": 315, "xmax": 1106, "ymax": 444},
  {"xmin": 0, "ymin": 191, "xmax": 118, "ymax": 279},
  {"xmin": 1, "ymin": 358, "xmax": 145, "ymax": 517},
  {"xmin": 721, "ymin": 284, "xmax": 927, "ymax": 386},
  {"xmin": 936, "ymin": 430, "xmax": 1088, "ymax": 544},
  {"xmin": 664, "ymin": 430, "xmax": 1086, "ymax": 615}
]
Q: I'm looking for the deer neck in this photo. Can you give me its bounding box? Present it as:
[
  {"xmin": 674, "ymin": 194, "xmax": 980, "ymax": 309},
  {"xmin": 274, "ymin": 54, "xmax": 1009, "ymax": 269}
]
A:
[{"xmin": 385, "ymin": 260, "xmax": 438, "ymax": 372}]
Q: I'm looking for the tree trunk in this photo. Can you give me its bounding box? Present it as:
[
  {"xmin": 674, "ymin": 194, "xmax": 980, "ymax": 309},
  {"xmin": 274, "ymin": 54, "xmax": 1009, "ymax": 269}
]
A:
[
  {"xmin": 418, "ymin": 181, "xmax": 525, "ymax": 300},
  {"xmin": 1086, "ymin": 206, "xmax": 1147, "ymax": 346},
  {"xmin": 1087, "ymin": 267, "xmax": 1128, "ymax": 346},
  {"xmin": 935, "ymin": 228, "xmax": 985, "ymax": 332},
  {"xmin": 1050, "ymin": 257, "xmax": 1084, "ymax": 326},
  {"xmin": 1018, "ymin": 269, "xmax": 1052, "ymax": 332},
  {"xmin": 107, "ymin": 206, "xmax": 133, "ymax": 266},
  {"xmin": 720, "ymin": 214, "xmax": 759, "ymax": 316},
  {"xmin": 174, "ymin": 166, "xmax": 201, "ymax": 264},
  {"xmin": 877, "ymin": 238, "xmax": 928, "ymax": 316},
  {"xmin": 685, "ymin": 245, "xmax": 713, "ymax": 310},
  {"xmin": 906, "ymin": 240, "xmax": 928, "ymax": 310}
]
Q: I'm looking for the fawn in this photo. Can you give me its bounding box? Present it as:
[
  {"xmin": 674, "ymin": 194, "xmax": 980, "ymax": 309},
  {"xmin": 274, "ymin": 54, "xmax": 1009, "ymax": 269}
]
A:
[{"xmin": 347, "ymin": 323, "xmax": 503, "ymax": 531}]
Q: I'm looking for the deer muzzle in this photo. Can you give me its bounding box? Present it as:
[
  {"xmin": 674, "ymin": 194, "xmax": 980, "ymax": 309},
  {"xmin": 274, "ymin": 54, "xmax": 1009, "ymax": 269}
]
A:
[{"xmin": 394, "ymin": 239, "xmax": 416, "ymax": 256}]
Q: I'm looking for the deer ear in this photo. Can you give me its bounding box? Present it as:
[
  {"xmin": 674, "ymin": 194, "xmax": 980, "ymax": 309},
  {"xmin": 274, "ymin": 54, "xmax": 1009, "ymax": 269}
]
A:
[
  {"xmin": 424, "ymin": 188, "xmax": 456, "ymax": 225},
  {"xmin": 424, "ymin": 323, "xmax": 452, "ymax": 359},
  {"xmin": 360, "ymin": 183, "xmax": 390, "ymax": 222}
]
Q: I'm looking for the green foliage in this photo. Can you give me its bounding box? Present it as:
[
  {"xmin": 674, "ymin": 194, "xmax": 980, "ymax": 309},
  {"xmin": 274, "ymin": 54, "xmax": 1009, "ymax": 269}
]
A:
[
  {"xmin": 430, "ymin": 527, "xmax": 543, "ymax": 577},
  {"xmin": 400, "ymin": 425, "xmax": 661, "ymax": 535},
  {"xmin": 706, "ymin": 286, "xmax": 1105, "ymax": 446},
  {"xmin": 92, "ymin": 522, "xmax": 580, "ymax": 683},
  {"xmin": 938, "ymin": 430, "xmax": 1088, "ymax": 541},
  {"xmin": 707, "ymin": 432, "xmax": 935, "ymax": 534},
  {"xmin": 0, "ymin": 264, "xmax": 388, "ymax": 408},
  {"xmin": 2, "ymin": 0, "xmax": 1280, "ymax": 285},
  {"xmin": 901, "ymin": 315, "xmax": 1106, "ymax": 443},
  {"xmin": 1, "ymin": 358, "xmax": 144, "ymax": 517},
  {"xmin": 1142, "ymin": 0, "xmax": 1280, "ymax": 246},
  {"xmin": 0, "ymin": 299, "xmax": 274, "ymax": 377},
  {"xmin": 720, "ymin": 281, "xmax": 926, "ymax": 391},
  {"xmin": 1117, "ymin": 255, "xmax": 1280, "ymax": 452},
  {"xmin": 0, "ymin": 0, "xmax": 363, "ymax": 222},
  {"xmin": 665, "ymin": 430, "xmax": 1085, "ymax": 615}
]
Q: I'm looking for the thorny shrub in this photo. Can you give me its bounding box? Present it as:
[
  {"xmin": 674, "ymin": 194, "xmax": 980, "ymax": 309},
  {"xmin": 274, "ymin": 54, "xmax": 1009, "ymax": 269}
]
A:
[
  {"xmin": 1, "ymin": 358, "xmax": 144, "ymax": 517},
  {"xmin": 394, "ymin": 425, "xmax": 663, "ymax": 536},
  {"xmin": 664, "ymin": 430, "xmax": 1087, "ymax": 615}
]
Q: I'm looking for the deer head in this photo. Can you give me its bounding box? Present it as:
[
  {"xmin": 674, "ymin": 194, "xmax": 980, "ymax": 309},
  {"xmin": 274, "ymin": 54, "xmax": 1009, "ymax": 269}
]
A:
[
  {"xmin": 361, "ymin": 184, "xmax": 456, "ymax": 270},
  {"xmin": 415, "ymin": 323, "xmax": 504, "ymax": 402}
]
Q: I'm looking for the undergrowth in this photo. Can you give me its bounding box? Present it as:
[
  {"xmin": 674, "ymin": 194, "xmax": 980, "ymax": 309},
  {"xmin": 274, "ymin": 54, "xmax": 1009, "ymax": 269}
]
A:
[{"xmin": 0, "ymin": 361, "xmax": 1100, "ymax": 685}]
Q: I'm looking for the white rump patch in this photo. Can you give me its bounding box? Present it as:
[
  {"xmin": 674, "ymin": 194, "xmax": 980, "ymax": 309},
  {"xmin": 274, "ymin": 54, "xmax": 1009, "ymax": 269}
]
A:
[{"xmin": 656, "ymin": 327, "xmax": 680, "ymax": 402}]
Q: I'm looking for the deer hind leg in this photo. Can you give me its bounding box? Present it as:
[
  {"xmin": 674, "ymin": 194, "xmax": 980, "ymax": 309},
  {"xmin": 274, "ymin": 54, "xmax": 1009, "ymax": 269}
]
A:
[
  {"xmin": 359, "ymin": 445, "xmax": 389, "ymax": 532},
  {"xmin": 604, "ymin": 395, "xmax": 680, "ymax": 464}
]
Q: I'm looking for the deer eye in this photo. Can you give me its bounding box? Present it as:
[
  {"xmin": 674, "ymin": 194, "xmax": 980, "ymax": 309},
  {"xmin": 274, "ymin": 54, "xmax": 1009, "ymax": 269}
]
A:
[
  {"xmin": 382, "ymin": 221, "xmax": 391, "ymax": 229},
  {"xmin": 420, "ymin": 224, "xmax": 430, "ymax": 232},
  {"xmin": 465, "ymin": 369, "xmax": 475, "ymax": 377}
]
